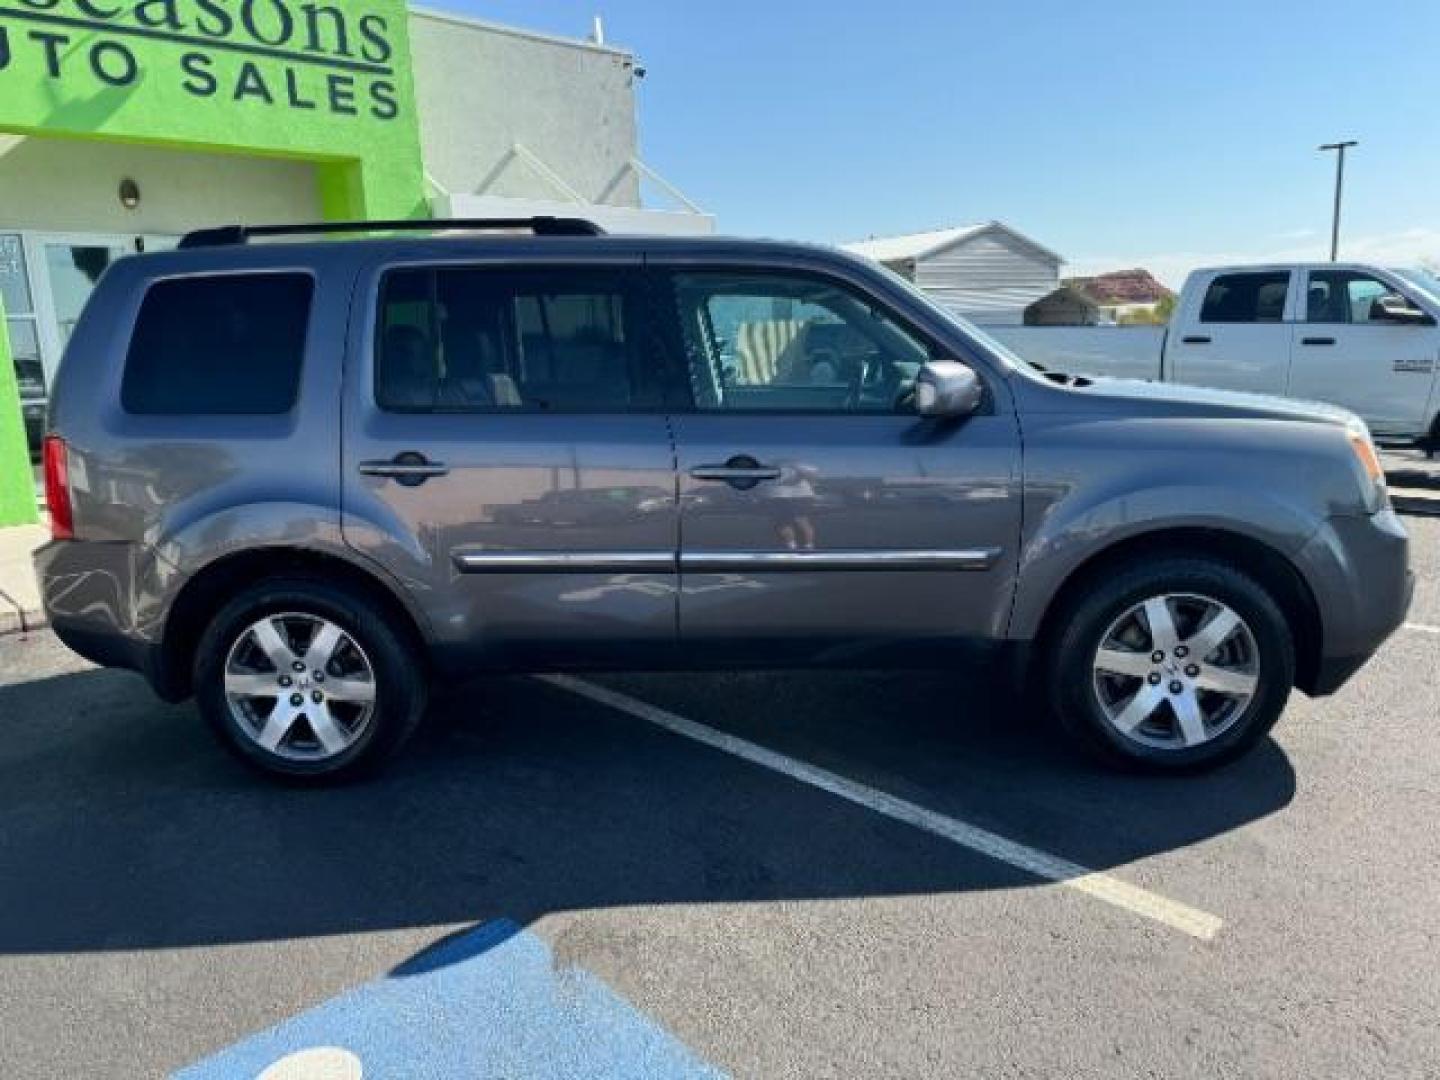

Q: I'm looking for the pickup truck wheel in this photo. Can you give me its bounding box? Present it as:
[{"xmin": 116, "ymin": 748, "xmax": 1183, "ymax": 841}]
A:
[
  {"xmin": 194, "ymin": 579, "xmax": 427, "ymax": 782},
  {"xmin": 1046, "ymin": 557, "xmax": 1295, "ymax": 773}
]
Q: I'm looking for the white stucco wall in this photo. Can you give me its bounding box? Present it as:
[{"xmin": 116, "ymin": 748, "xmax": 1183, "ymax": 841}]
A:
[
  {"xmin": 0, "ymin": 137, "xmax": 320, "ymax": 236},
  {"xmin": 409, "ymin": 8, "xmax": 641, "ymax": 207}
]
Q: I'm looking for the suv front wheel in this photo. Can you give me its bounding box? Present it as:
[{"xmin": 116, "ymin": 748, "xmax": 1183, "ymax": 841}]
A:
[
  {"xmin": 1046, "ymin": 557, "xmax": 1296, "ymax": 773},
  {"xmin": 194, "ymin": 579, "xmax": 427, "ymax": 781}
]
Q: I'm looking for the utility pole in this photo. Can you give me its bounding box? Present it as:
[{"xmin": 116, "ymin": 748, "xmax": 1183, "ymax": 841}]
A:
[{"xmin": 1318, "ymin": 140, "xmax": 1358, "ymax": 262}]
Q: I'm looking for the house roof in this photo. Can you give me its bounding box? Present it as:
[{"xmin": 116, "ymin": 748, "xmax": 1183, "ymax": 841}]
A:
[
  {"xmin": 1067, "ymin": 268, "xmax": 1174, "ymax": 305},
  {"xmin": 842, "ymin": 221, "xmax": 1065, "ymax": 266}
]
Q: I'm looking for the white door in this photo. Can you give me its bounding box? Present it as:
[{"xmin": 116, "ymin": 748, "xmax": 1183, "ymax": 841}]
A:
[
  {"xmin": 1167, "ymin": 269, "xmax": 1297, "ymax": 395},
  {"xmin": 1287, "ymin": 268, "xmax": 1439, "ymax": 438}
]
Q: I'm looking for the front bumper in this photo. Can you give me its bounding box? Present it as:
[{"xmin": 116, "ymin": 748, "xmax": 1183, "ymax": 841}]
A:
[{"xmin": 1296, "ymin": 507, "xmax": 1413, "ymax": 696}]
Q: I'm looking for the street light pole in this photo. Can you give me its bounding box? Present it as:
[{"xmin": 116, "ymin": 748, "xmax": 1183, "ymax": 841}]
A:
[{"xmin": 1318, "ymin": 140, "xmax": 1358, "ymax": 262}]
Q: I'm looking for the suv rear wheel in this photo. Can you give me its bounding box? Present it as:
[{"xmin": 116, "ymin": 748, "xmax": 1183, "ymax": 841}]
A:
[
  {"xmin": 194, "ymin": 579, "xmax": 426, "ymax": 781},
  {"xmin": 1045, "ymin": 557, "xmax": 1295, "ymax": 773}
]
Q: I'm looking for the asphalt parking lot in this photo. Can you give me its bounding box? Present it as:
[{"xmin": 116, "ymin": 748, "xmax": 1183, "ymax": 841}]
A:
[{"xmin": 0, "ymin": 517, "xmax": 1437, "ymax": 1078}]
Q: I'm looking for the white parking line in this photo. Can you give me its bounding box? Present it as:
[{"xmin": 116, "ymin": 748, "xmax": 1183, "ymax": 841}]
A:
[
  {"xmin": 543, "ymin": 675, "xmax": 1224, "ymax": 942},
  {"xmin": 1405, "ymin": 622, "xmax": 1440, "ymax": 635}
]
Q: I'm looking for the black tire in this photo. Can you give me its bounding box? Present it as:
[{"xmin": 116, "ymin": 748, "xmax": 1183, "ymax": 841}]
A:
[
  {"xmin": 1044, "ymin": 556, "xmax": 1295, "ymax": 774},
  {"xmin": 194, "ymin": 578, "xmax": 427, "ymax": 782}
]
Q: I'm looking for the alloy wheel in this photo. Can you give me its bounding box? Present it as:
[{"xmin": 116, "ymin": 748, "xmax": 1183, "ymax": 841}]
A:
[
  {"xmin": 222, "ymin": 613, "xmax": 377, "ymax": 762},
  {"xmin": 1091, "ymin": 593, "xmax": 1260, "ymax": 751}
]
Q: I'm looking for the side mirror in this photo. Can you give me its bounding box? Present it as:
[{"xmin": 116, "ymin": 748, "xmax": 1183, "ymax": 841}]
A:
[
  {"xmin": 914, "ymin": 360, "xmax": 983, "ymax": 418},
  {"xmin": 1374, "ymin": 294, "xmax": 1433, "ymax": 325}
]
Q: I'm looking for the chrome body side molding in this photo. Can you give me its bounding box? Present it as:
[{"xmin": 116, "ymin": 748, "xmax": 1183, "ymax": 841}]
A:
[
  {"xmin": 681, "ymin": 549, "xmax": 1003, "ymax": 572},
  {"xmin": 453, "ymin": 551, "xmax": 675, "ymax": 573}
]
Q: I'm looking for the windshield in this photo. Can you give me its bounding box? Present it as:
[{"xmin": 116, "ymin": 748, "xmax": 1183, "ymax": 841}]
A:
[
  {"xmin": 1394, "ymin": 268, "xmax": 1440, "ymax": 305},
  {"xmin": 873, "ymin": 263, "xmax": 1038, "ymax": 373}
]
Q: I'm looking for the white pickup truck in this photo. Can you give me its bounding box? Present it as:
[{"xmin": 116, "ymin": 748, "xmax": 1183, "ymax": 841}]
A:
[{"xmin": 993, "ymin": 263, "xmax": 1440, "ymax": 450}]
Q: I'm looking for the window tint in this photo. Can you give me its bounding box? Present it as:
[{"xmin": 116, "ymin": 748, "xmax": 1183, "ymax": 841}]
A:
[
  {"xmin": 1306, "ymin": 271, "xmax": 1415, "ymax": 324},
  {"xmin": 375, "ymin": 268, "xmax": 650, "ymax": 413},
  {"xmin": 1199, "ymin": 272, "xmax": 1290, "ymax": 324},
  {"xmin": 669, "ymin": 272, "xmax": 933, "ymax": 412},
  {"xmin": 122, "ymin": 274, "xmax": 312, "ymax": 415}
]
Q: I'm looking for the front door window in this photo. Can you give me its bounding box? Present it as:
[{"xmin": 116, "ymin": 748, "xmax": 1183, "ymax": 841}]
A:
[
  {"xmin": 671, "ymin": 271, "xmax": 933, "ymax": 413},
  {"xmin": 1305, "ymin": 270, "xmax": 1418, "ymax": 324}
]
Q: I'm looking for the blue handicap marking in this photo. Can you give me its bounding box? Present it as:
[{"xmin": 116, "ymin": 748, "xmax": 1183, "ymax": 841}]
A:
[{"xmin": 176, "ymin": 920, "xmax": 727, "ymax": 1079}]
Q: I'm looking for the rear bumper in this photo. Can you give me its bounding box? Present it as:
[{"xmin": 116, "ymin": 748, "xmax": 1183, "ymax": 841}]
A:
[
  {"xmin": 1296, "ymin": 507, "xmax": 1413, "ymax": 696},
  {"xmin": 33, "ymin": 538, "xmax": 181, "ymax": 699}
]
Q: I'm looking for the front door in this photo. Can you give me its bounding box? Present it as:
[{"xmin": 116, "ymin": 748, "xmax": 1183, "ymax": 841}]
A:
[
  {"xmin": 342, "ymin": 258, "xmax": 680, "ymax": 669},
  {"xmin": 656, "ymin": 266, "xmax": 1022, "ymax": 665},
  {"xmin": 1287, "ymin": 268, "xmax": 1438, "ymax": 437},
  {"xmin": 1168, "ymin": 269, "xmax": 1296, "ymax": 396}
]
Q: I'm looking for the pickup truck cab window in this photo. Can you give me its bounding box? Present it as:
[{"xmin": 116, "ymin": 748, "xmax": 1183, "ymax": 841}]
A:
[
  {"xmin": 1305, "ymin": 270, "xmax": 1432, "ymax": 326},
  {"xmin": 1199, "ymin": 272, "xmax": 1290, "ymax": 324}
]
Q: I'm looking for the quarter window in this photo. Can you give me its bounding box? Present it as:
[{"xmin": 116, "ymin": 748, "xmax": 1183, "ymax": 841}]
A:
[
  {"xmin": 122, "ymin": 273, "xmax": 313, "ymax": 415},
  {"xmin": 1199, "ymin": 272, "xmax": 1290, "ymax": 324},
  {"xmin": 375, "ymin": 268, "xmax": 652, "ymax": 413},
  {"xmin": 669, "ymin": 272, "xmax": 933, "ymax": 412}
]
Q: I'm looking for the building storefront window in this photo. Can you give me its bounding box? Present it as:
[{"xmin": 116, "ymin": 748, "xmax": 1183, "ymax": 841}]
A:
[{"xmin": 0, "ymin": 234, "xmax": 43, "ymax": 462}]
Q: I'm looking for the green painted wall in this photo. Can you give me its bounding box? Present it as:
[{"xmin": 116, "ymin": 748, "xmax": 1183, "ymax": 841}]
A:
[
  {"xmin": 0, "ymin": 0, "xmax": 429, "ymax": 524},
  {"xmin": 0, "ymin": 0, "xmax": 426, "ymax": 219},
  {"xmin": 0, "ymin": 293, "xmax": 38, "ymax": 527}
]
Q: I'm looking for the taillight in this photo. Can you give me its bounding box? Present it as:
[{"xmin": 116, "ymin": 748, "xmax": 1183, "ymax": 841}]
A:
[{"xmin": 42, "ymin": 435, "xmax": 74, "ymax": 541}]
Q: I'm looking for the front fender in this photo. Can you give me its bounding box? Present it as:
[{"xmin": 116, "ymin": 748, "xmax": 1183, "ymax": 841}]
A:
[{"xmin": 1007, "ymin": 481, "xmax": 1325, "ymax": 640}]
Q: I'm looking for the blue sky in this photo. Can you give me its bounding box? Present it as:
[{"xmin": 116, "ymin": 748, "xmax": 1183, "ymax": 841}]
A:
[{"xmin": 441, "ymin": 0, "xmax": 1440, "ymax": 284}]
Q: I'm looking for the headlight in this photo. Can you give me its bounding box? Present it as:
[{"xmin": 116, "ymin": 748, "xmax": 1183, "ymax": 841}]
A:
[{"xmin": 1345, "ymin": 418, "xmax": 1387, "ymax": 506}]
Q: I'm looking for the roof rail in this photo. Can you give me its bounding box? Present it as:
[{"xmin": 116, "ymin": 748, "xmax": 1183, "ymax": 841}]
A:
[{"xmin": 177, "ymin": 216, "xmax": 607, "ymax": 249}]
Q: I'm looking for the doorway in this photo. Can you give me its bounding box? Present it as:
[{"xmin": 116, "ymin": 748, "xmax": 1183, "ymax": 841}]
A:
[{"xmin": 25, "ymin": 232, "xmax": 179, "ymax": 388}]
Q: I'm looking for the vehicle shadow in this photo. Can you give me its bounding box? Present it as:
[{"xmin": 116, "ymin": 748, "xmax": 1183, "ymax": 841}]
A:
[{"xmin": 0, "ymin": 662, "xmax": 1296, "ymax": 955}]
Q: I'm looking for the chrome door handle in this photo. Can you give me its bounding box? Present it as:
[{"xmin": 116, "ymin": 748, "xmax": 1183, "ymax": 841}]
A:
[
  {"xmin": 690, "ymin": 466, "xmax": 783, "ymax": 482},
  {"xmin": 359, "ymin": 453, "xmax": 450, "ymax": 487},
  {"xmin": 690, "ymin": 456, "xmax": 782, "ymax": 491}
]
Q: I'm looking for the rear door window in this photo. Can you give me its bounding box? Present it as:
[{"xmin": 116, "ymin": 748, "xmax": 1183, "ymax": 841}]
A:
[
  {"xmin": 122, "ymin": 273, "xmax": 313, "ymax": 415},
  {"xmin": 374, "ymin": 267, "xmax": 659, "ymax": 413},
  {"xmin": 1199, "ymin": 272, "xmax": 1291, "ymax": 324}
]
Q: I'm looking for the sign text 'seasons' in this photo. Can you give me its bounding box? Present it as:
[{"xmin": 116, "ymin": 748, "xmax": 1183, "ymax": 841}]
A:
[{"xmin": 0, "ymin": 0, "xmax": 401, "ymax": 121}]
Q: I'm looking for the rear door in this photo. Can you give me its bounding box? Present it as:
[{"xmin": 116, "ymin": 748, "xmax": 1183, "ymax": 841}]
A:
[
  {"xmin": 341, "ymin": 255, "xmax": 680, "ymax": 670},
  {"xmin": 1167, "ymin": 270, "xmax": 1297, "ymax": 395},
  {"xmin": 653, "ymin": 263, "xmax": 1022, "ymax": 666},
  {"xmin": 1287, "ymin": 268, "xmax": 1438, "ymax": 436}
]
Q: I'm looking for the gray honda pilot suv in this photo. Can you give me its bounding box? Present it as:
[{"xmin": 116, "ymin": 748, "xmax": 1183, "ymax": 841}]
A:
[{"xmin": 34, "ymin": 218, "xmax": 1413, "ymax": 781}]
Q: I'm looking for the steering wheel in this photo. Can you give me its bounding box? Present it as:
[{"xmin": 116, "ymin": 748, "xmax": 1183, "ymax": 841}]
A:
[
  {"xmin": 893, "ymin": 382, "xmax": 917, "ymax": 412},
  {"xmin": 848, "ymin": 353, "xmax": 897, "ymax": 410}
]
